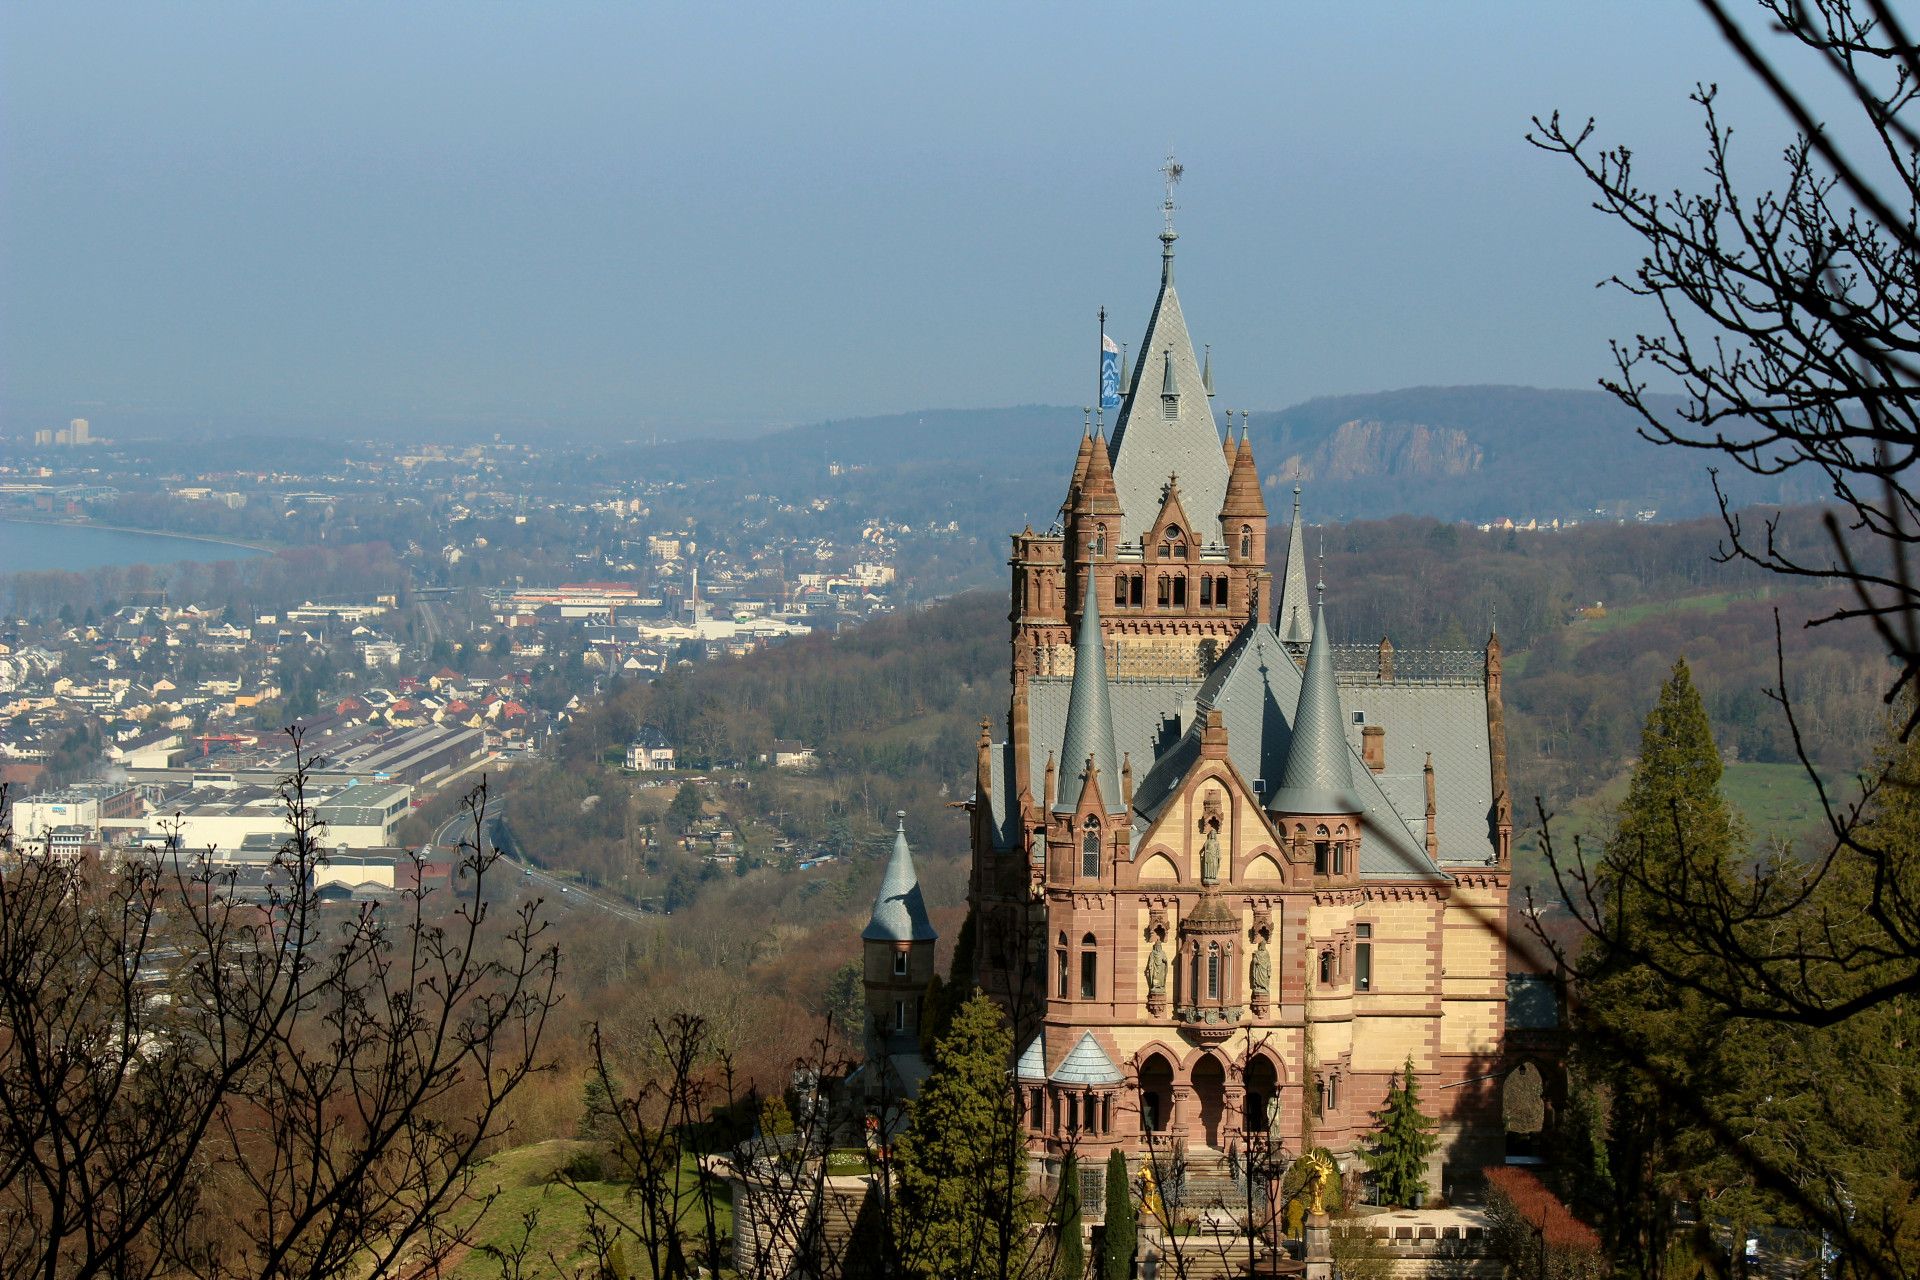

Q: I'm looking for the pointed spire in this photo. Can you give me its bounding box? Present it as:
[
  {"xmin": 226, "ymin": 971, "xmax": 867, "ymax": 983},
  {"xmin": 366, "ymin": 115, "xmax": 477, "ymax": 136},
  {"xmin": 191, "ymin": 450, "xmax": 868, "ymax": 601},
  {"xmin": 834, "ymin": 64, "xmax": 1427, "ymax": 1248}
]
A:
[
  {"xmin": 862, "ymin": 812, "xmax": 937, "ymax": 942},
  {"xmin": 1056, "ymin": 574, "xmax": 1120, "ymax": 813},
  {"xmin": 1267, "ymin": 598, "xmax": 1360, "ymax": 816},
  {"xmin": 1202, "ymin": 345, "xmax": 1214, "ymax": 397},
  {"xmin": 1221, "ymin": 422, "xmax": 1266, "ymax": 522},
  {"xmin": 1276, "ymin": 485, "xmax": 1312, "ymax": 644},
  {"xmin": 1161, "ymin": 348, "xmax": 1179, "ymax": 397},
  {"xmin": 1082, "ymin": 424, "xmax": 1121, "ymax": 517},
  {"xmin": 1068, "ymin": 418, "xmax": 1095, "ymax": 511}
]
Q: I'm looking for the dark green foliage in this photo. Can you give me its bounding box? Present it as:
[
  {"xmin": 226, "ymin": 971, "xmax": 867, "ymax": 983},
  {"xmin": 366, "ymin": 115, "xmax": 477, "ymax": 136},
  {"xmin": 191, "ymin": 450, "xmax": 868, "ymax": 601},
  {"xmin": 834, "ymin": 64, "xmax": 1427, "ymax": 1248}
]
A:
[
  {"xmin": 1363, "ymin": 1058, "xmax": 1437, "ymax": 1209},
  {"xmin": 824, "ymin": 961, "xmax": 866, "ymax": 1045},
  {"xmin": 1098, "ymin": 1149, "xmax": 1135, "ymax": 1280},
  {"xmin": 1054, "ymin": 1152, "xmax": 1084, "ymax": 1280},
  {"xmin": 667, "ymin": 781, "xmax": 704, "ymax": 832},
  {"xmin": 894, "ymin": 992, "xmax": 1033, "ymax": 1278}
]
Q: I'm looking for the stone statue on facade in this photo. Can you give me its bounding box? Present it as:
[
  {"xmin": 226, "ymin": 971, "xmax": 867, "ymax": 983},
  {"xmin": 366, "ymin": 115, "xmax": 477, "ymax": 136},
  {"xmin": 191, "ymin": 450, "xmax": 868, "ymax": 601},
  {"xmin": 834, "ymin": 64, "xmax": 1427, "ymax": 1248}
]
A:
[
  {"xmin": 1200, "ymin": 828, "xmax": 1222, "ymax": 886},
  {"xmin": 1145, "ymin": 937, "xmax": 1169, "ymax": 995},
  {"xmin": 1249, "ymin": 936, "xmax": 1272, "ymax": 997}
]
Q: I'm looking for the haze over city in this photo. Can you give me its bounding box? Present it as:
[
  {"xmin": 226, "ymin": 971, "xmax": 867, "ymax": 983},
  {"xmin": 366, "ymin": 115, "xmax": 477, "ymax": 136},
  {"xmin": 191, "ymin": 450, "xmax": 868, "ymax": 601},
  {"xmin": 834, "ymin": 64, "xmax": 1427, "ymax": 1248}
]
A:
[{"xmin": 4, "ymin": 1, "xmax": 1787, "ymax": 441}]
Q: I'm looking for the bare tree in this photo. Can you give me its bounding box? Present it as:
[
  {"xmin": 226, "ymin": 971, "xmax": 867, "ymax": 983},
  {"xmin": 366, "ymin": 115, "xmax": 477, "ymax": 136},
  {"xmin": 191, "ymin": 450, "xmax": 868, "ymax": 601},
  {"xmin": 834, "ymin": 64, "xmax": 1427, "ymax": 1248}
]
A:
[
  {"xmin": 1527, "ymin": 0, "xmax": 1920, "ymax": 1026},
  {"xmin": 0, "ymin": 738, "xmax": 561, "ymax": 1280}
]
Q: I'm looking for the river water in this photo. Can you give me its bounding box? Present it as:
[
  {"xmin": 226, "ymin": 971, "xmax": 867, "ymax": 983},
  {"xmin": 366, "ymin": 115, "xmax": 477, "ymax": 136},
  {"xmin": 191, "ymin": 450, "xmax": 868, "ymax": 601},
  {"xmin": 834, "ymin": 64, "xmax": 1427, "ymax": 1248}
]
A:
[{"xmin": 0, "ymin": 519, "xmax": 268, "ymax": 574}]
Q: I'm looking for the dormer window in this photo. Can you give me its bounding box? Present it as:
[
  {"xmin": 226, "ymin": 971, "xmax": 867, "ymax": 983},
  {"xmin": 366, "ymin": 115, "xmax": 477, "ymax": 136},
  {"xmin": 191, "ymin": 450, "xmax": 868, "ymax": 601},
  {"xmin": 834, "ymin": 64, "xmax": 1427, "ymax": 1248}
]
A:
[{"xmin": 1159, "ymin": 525, "xmax": 1187, "ymax": 560}]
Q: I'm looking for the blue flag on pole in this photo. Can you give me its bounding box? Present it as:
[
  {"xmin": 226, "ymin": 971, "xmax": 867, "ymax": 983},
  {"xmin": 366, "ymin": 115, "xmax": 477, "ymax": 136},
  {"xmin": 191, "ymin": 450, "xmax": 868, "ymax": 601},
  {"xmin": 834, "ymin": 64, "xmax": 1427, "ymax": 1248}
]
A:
[{"xmin": 1100, "ymin": 334, "xmax": 1122, "ymax": 409}]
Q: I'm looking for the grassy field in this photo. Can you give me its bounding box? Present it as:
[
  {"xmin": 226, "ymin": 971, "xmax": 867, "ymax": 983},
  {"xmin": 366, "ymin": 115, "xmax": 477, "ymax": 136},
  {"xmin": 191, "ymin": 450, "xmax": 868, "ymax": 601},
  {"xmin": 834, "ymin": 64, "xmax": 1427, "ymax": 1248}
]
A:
[
  {"xmin": 1513, "ymin": 760, "xmax": 1834, "ymax": 898},
  {"xmin": 445, "ymin": 1140, "xmax": 733, "ymax": 1279},
  {"xmin": 1567, "ymin": 590, "xmax": 1753, "ymax": 643}
]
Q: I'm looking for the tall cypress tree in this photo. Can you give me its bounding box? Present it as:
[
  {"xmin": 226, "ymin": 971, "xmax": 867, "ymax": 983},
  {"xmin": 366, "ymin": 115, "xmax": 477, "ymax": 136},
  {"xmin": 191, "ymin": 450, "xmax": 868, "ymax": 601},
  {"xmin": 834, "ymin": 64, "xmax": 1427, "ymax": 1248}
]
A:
[
  {"xmin": 1363, "ymin": 1056, "xmax": 1437, "ymax": 1208},
  {"xmin": 1099, "ymin": 1149, "xmax": 1135, "ymax": 1280},
  {"xmin": 1054, "ymin": 1151, "xmax": 1085, "ymax": 1280},
  {"xmin": 1576, "ymin": 657, "xmax": 1744, "ymax": 1271}
]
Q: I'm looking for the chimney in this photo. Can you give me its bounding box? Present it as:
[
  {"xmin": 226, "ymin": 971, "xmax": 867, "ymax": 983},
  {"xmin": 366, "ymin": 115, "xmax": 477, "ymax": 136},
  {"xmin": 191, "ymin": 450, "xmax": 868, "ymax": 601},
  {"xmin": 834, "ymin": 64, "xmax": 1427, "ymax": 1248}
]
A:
[
  {"xmin": 1378, "ymin": 636, "xmax": 1395, "ymax": 681},
  {"xmin": 1361, "ymin": 724, "xmax": 1386, "ymax": 773},
  {"xmin": 1424, "ymin": 752, "xmax": 1439, "ymax": 859}
]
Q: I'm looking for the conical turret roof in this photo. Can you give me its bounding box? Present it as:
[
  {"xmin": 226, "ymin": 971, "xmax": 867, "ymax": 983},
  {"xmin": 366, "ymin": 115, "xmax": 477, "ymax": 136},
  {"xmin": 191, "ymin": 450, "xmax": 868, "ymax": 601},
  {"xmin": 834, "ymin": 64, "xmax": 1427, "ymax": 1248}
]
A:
[
  {"xmin": 1275, "ymin": 486, "xmax": 1311, "ymax": 644},
  {"xmin": 862, "ymin": 814, "xmax": 937, "ymax": 942},
  {"xmin": 1222, "ymin": 431, "xmax": 1266, "ymax": 519},
  {"xmin": 1056, "ymin": 574, "xmax": 1120, "ymax": 813},
  {"xmin": 1266, "ymin": 600, "xmax": 1361, "ymax": 815}
]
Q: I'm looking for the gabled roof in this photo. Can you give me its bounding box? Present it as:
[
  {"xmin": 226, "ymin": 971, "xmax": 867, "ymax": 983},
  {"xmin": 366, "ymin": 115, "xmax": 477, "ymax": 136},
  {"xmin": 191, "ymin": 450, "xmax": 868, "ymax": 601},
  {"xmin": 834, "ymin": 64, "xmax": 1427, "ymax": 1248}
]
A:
[
  {"xmin": 1052, "ymin": 1032, "xmax": 1123, "ymax": 1086},
  {"xmin": 1106, "ymin": 243, "xmax": 1231, "ymax": 546},
  {"xmin": 862, "ymin": 815, "xmax": 937, "ymax": 943}
]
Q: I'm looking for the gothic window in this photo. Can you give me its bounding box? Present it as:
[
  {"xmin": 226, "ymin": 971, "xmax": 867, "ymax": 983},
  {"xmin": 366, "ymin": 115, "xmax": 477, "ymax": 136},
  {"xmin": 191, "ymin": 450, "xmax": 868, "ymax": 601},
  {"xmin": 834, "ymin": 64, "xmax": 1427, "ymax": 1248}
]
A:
[
  {"xmin": 1157, "ymin": 576, "xmax": 1171, "ymax": 607},
  {"xmin": 1239, "ymin": 525, "xmax": 1253, "ymax": 558},
  {"xmin": 1094, "ymin": 525, "xmax": 1107, "ymax": 556},
  {"xmin": 1328, "ymin": 1075, "xmax": 1339, "ymax": 1110},
  {"xmin": 1314, "ymin": 841, "xmax": 1329, "ymax": 875},
  {"xmin": 1319, "ymin": 951, "xmax": 1333, "ymax": 985},
  {"xmin": 1171, "ymin": 576, "xmax": 1187, "ymax": 607},
  {"xmin": 1314, "ymin": 1077, "xmax": 1326, "ymax": 1117},
  {"xmin": 1030, "ymin": 1088, "xmax": 1044, "ymax": 1129},
  {"xmin": 1200, "ymin": 576, "xmax": 1214, "ymax": 607},
  {"xmin": 1160, "ymin": 525, "xmax": 1187, "ymax": 559},
  {"xmin": 1331, "ymin": 842, "xmax": 1344, "ymax": 876},
  {"xmin": 1056, "ymin": 932, "xmax": 1069, "ymax": 998},
  {"xmin": 893, "ymin": 950, "xmax": 908, "ymax": 977},
  {"xmin": 1216, "ymin": 575, "xmax": 1231, "ymax": 607},
  {"xmin": 1356, "ymin": 923, "xmax": 1373, "ymax": 992},
  {"xmin": 1080, "ymin": 933, "xmax": 1098, "ymax": 999},
  {"xmin": 1189, "ymin": 950, "xmax": 1200, "ymax": 1004},
  {"xmin": 1129, "ymin": 574, "xmax": 1144, "ymax": 607},
  {"xmin": 1206, "ymin": 943, "xmax": 1221, "ymax": 999},
  {"xmin": 1082, "ymin": 820, "xmax": 1101, "ymax": 879},
  {"xmin": 1113, "ymin": 575, "xmax": 1127, "ymax": 609}
]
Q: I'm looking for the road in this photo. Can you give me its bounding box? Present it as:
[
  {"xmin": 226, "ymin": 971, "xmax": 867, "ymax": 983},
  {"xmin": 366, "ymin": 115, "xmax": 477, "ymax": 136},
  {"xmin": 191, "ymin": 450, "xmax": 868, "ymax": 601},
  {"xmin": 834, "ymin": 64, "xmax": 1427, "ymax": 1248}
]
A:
[{"xmin": 430, "ymin": 796, "xmax": 653, "ymax": 926}]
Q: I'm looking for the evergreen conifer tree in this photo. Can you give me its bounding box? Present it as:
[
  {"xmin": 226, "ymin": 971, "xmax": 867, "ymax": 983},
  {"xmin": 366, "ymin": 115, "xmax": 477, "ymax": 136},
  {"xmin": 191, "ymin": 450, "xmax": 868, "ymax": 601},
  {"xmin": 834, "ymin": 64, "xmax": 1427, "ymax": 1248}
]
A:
[
  {"xmin": 1575, "ymin": 658, "xmax": 1746, "ymax": 1268},
  {"xmin": 1363, "ymin": 1057, "xmax": 1437, "ymax": 1208},
  {"xmin": 893, "ymin": 992, "xmax": 1033, "ymax": 1278},
  {"xmin": 1099, "ymin": 1149, "xmax": 1135, "ymax": 1280},
  {"xmin": 1054, "ymin": 1151, "xmax": 1085, "ymax": 1279}
]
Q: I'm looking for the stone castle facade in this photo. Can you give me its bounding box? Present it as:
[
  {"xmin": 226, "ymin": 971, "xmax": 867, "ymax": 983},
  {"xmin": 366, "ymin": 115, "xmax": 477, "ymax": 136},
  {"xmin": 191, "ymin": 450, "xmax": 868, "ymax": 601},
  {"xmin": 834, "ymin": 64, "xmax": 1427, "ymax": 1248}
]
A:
[{"xmin": 963, "ymin": 215, "xmax": 1514, "ymax": 1190}]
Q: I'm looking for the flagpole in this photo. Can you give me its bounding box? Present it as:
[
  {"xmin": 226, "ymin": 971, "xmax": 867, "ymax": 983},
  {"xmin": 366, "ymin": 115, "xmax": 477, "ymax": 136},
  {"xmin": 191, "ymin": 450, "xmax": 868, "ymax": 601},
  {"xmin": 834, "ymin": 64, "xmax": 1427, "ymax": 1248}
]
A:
[{"xmin": 1096, "ymin": 306, "xmax": 1107, "ymax": 435}]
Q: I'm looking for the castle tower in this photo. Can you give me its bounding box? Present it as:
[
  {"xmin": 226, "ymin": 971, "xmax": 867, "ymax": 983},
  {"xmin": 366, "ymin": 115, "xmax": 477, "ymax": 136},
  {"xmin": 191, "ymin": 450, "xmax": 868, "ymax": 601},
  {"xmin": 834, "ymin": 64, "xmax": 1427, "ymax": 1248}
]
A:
[{"xmin": 861, "ymin": 814, "xmax": 938, "ymax": 1100}]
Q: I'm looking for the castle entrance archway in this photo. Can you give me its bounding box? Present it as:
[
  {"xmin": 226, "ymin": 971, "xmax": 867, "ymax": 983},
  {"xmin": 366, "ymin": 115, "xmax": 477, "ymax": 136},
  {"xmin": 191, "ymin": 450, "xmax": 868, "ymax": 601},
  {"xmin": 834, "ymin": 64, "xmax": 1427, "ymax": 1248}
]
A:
[
  {"xmin": 1191, "ymin": 1054, "xmax": 1226, "ymax": 1149},
  {"xmin": 1140, "ymin": 1053, "xmax": 1174, "ymax": 1135}
]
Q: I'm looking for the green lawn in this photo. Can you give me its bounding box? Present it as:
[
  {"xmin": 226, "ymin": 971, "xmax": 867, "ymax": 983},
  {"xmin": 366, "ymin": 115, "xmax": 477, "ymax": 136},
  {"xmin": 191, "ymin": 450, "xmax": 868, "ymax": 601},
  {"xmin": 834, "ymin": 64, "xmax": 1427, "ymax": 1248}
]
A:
[
  {"xmin": 1513, "ymin": 761, "xmax": 1836, "ymax": 894},
  {"xmin": 446, "ymin": 1140, "xmax": 733, "ymax": 1279},
  {"xmin": 1567, "ymin": 590, "xmax": 1751, "ymax": 645}
]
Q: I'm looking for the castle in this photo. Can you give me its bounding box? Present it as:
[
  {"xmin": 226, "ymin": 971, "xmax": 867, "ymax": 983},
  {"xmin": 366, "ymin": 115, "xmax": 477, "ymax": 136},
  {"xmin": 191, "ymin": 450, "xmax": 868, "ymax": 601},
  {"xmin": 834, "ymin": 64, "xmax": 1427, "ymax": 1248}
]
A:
[{"xmin": 956, "ymin": 204, "xmax": 1514, "ymax": 1190}]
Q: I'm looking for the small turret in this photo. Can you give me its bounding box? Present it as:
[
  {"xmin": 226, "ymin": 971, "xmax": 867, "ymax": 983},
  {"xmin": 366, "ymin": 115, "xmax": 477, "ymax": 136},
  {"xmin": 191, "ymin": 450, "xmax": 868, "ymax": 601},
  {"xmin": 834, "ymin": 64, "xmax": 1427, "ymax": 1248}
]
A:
[
  {"xmin": 861, "ymin": 813, "xmax": 938, "ymax": 1099},
  {"xmin": 1275, "ymin": 486, "xmax": 1312, "ymax": 646},
  {"xmin": 1056, "ymin": 574, "xmax": 1120, "ymax": 814},
  {"xmin": 1266, "ymin": 597, "xmax": 1360, "ymax": 816}
]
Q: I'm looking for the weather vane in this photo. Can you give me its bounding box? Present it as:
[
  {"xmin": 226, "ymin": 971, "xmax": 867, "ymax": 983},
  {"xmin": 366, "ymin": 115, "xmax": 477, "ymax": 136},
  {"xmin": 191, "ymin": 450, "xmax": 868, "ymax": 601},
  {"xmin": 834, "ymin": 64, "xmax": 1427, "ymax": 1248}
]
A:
[{"xmin": 1161, "ymin": 151, "xmax": 1184, "ymax": 238}]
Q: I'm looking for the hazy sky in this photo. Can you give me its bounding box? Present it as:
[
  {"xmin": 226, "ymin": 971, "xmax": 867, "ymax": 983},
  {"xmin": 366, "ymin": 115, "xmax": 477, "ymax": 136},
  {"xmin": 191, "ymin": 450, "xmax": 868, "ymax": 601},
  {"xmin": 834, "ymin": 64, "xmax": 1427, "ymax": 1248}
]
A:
[{"xmin": 2, "ymin": 3, "xmax": 1789, "ymax": 440}]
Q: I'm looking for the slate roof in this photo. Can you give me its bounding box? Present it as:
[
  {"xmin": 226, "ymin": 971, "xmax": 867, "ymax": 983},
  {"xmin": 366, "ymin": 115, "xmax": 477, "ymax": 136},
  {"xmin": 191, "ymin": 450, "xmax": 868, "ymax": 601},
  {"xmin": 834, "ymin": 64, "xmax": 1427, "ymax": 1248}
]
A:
[
  {"xmin": 1052, "ymin": 1031, "xmax": 1124, "ymax": 1086},
  {"xmin": 862, "ymin": 816, "xmax": 937, "ymax": 943},
  {"xmin": 1341, "ymin": 677, "xmax": 1497, "ymax": 863},
  {"xmin": 1016, "ymin": 1030, "xmax": 1047, "ymax": 1082},
  {"xmin": 1055, "ymin": 576, "xmax": 1121, "ymax": 813},
  {"xmin": 1106, "ymin": 247, "xmax": 1231, "ymax": 547},
  {"xmin": 1275, "ymin": 488, "xmax": 1312, "ymax": 645},
  {"xmin": 1265, "ymin": 602, "xmax": 1363, "ymax": 815}
]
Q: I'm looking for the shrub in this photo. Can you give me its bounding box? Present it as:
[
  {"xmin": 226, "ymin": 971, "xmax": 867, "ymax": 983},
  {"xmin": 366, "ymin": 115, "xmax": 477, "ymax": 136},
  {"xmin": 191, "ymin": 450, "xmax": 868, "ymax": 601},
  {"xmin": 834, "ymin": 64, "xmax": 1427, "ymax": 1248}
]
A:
[{"xmin": 1482, "ymin": 1165, "xmax": 1605, "ymax": 1280}]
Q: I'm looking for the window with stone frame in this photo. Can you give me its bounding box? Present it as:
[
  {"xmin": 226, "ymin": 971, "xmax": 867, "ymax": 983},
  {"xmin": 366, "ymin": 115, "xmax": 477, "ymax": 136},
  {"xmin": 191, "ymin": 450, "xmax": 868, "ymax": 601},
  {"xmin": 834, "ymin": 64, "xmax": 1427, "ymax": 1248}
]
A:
[
  {"xmin": 1080, "ymin": 932, "xmax": 1098, "ymax": 999},
  {"xmin": 1056, "ymin": 932, "xmax": 1069, "ymax": 998},
  {"xmin": 1082, "ymin": 819, "xmax": 1101, "ymax": 878},
  {"xmin": 1094, "ymin": 524, "xmax": 1107, "ymax": 556},
  {"xmin": 1355, "ymin": 922, "xmax": 1372, "ymax": 991},
  {"xmin": 1239, "ymin": 525, "xmax": 1253, "ymax": 558}
]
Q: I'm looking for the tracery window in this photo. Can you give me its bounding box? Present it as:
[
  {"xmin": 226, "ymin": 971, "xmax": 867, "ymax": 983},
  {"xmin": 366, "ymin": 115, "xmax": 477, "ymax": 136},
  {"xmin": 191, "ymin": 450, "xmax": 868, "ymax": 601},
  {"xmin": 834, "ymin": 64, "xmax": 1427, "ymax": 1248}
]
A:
[
  {"xmin": 1239, "ymin": 525, "xmax": 1253, "ymax": 558},
  {"xmin": 1082, "ymin": 820, "xmax": 1101, "ymax": 879},
  {"xmin": 1206, "ymin": 943, "xmax": 1221, "ymax": 999},
  {"xmin": 1094, "ymin": 524, "xmax": 1107, "ymax": 557}
]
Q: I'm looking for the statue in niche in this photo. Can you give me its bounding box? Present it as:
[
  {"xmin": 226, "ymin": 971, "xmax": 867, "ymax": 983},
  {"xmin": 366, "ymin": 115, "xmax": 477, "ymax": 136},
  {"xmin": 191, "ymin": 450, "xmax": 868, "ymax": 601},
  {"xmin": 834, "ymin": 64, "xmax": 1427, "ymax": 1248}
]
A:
[
  {"xmin": 1249, "ymin": 935, "xmax": 1272, "ymax": 997},
  {"xmin": 1145, "ymin": 936, "xmax": 1170, "ymax": 995},
  {"xmin": 1200, "ymin": 828, "xmax": 1223, "ymax": 886}
]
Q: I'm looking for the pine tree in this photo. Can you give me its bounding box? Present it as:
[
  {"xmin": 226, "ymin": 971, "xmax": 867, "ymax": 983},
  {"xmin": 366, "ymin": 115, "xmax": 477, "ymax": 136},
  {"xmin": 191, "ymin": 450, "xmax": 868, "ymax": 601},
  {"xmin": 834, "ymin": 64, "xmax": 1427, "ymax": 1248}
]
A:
[
  {"xmin": 893, "ymin": 992, "xmax": 1033, "ymax": 1278},
  {"xmin": 1576, "ymin": 657, "xmax": 1745, "ymax": 1269},
  {"xmin": 1054, "ymin": 1151, "xmax": 1085, "ymax": 1279},
  {"xmin": 1099, "ymin": 1149, "xmax": 1135, "ymax": 1280},
  {"xmin": 1363, "ymin": 1057, "xmax": 1437, "ymax": 1208}
]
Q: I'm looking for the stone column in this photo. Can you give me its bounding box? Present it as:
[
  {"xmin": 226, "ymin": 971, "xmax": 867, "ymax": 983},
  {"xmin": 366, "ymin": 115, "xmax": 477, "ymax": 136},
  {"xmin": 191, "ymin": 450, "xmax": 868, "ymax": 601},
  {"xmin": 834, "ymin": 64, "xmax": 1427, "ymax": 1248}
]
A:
[
  {"xmin": 1223, "ymin": 1083, "xmax": 1246, "ymax": 1144},
  {"xmin": 1303, "ymin": 1210, "xmax": 1332, "ymax": 1280},
  {"xmin": 1170, "ymin": 1086, "xmax": 1195, "ymax": 1143}
]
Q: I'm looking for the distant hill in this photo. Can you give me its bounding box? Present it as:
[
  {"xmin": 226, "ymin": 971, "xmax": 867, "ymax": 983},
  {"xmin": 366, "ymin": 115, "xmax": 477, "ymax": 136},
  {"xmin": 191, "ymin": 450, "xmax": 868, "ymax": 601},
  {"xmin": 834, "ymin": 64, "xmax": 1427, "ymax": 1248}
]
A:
[{"xmin": 646, "ymin": 386, "xmax": 1820, "ymax": 527}]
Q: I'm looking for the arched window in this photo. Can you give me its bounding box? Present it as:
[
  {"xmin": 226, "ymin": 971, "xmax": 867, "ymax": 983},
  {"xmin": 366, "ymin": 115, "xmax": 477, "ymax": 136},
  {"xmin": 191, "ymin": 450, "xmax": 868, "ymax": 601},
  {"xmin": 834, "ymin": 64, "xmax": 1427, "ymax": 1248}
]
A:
[
  {"xmin": 1171, "ymin": 576, "xmax": 1187, "ymax": 607},
  {"xmin": 1189, "ymin": 950, "xmax": 1200, "ymax": 1004},
  {"xmin": 1314, "ymin": 824, "xmax": 1331, "ymax": 875},
  {"xmin": 1239, "ymin": 525, "xmax": 1253, "ymax": 558},
  {"xmin": 1327, "ymin": 1075, "xmax": 1339, "ymax": 1111},
  {"xmin": 1082, "ymin": 819, "xmax": 1101, "ymax": 879},
  {"xmin": 1094, "ymin": 524, "xmax": 1107, "ymax": 557},
  {"xmin": 1200, "ymin": 576, "xmax": 1215, "ymax": 607},
  {"xmin": 1206, "ymin": 943, "xmax": 1221, "ymax": 999},
  {"xmin": 1113, "ymin": 575, "xmax": 1127, "ymax": 608},
  {"xmin": 1217, "ymin": 575, "xmax": 1231, "ymax": 607},
  {"xmin": 1080, "ymin": 932, "xmax": 1098, "ymax": 999},
  {"xmin": 1331, "ymin": 842, "xmax": 1344, "ymax": 876},
  {"xmin": 1314, "ymin": 1077, "xmax": 1326, "ymax": 1118},
  {"xmin": 1319, "ymin": 951, "xmax": 1333, "ymax": 985},
  {"xmin": 1129, "ymin": 574, "xmax": 1144, "ymax": 607},
  {"xmin": 1159, "ymin": 525, "xmax": 1187, "ymax": 560},
  {"xmin": 1157, "ymin": 575, "xmax": 1171, "ymax": 607},
  {"xmin": 1056, "ymin": 932, "xmax": 1069, "ymax": 998}
]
